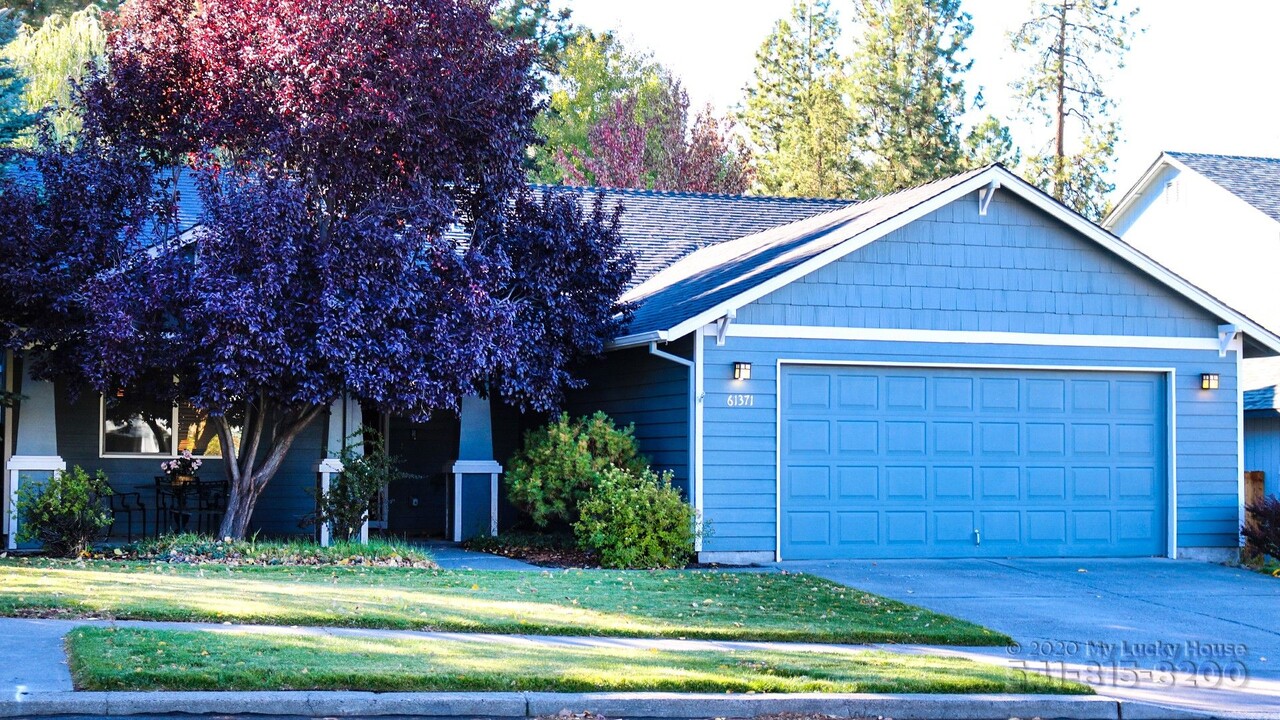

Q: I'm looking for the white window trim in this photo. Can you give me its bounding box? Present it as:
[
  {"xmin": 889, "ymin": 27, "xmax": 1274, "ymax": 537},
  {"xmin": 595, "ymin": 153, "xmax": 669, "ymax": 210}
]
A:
[
  {"xmin": 98, "ymin": 396, "xmax": 235, "ymax": 460},
  {"xmin": 772, "ymin": 358, "xmax": 1180, "ymax": 562}
]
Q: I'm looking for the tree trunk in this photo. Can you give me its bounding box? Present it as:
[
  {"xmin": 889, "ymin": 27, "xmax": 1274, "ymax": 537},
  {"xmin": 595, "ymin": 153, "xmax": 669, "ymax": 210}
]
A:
[
  {"xmin": 215, "ymin": 402, "xmax": 325, "ymax": 539},
  {"xmin": 1052, "ymin": 0, "xmax": 1069, "ymax": 200}
]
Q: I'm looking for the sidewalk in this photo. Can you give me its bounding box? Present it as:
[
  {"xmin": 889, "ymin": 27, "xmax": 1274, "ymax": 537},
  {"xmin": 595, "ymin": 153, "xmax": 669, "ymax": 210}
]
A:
[{"xmin": 0, "ymin": 616, "xmax": 1238, "ymax": 719}]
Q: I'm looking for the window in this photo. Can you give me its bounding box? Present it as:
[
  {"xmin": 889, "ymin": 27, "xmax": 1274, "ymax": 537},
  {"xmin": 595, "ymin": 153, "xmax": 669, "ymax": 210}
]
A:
[{"xmin": 101, "ymin": 392, "xmax": 243, "ymax": 458}]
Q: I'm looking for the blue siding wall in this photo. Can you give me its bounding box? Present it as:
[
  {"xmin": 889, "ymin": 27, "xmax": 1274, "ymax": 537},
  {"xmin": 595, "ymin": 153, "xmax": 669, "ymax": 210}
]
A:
[
  {"xmin": 736, "ymin": 195, "xmax": 1219, "ymax": 338},
  {"xmin": 565, "ymin": 335, "xmax": 692, "ymax": 495},
  {"xmin": 701, "ymin": 338, "xmax": 1239, "ymax": 555},
  {"xmin": 682, "ymin": 191, "xmax": 1242, "ymax": 557},
  {"xmin": 53, "ymin": 385, "xmax": 323, "ymax": 538},
  {"xmin": 1245, "ymin": 416, "xmax": 1280, "ymax": 499}
]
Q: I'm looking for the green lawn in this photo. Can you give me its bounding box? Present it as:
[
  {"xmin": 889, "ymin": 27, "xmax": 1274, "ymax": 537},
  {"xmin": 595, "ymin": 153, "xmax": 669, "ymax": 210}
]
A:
[
  {"xmin": 66, "ymin": 627, "xmax": 1084, "ymax": 694},
  {"xmin": 0, "ymin": 560, "xmax": 1009, "ymax": 645}
]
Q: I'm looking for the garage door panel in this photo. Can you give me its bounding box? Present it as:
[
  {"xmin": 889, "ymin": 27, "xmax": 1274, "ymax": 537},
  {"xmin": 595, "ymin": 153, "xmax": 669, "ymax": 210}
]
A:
[
  {"xmin": 935, "ymin": 467, "xmax": 974, "ymax": 498},
  {"xmin": 837, "ymin": 420, "xmax": 878, "ymax": 453},
  {"xmin": 935, "ymin": 377, "xmax": 974, "ymax": 410},
  {"xmin": 787, "ymin": 466, "xmax": 830, "ymax": 500},
  {"xmin": 934, "ymin": 422, "xmax": 974, "ymax": 454},
  {"xmin": 885, "ymin": 512, "xmax": 927, "ymax": 544},
  {"xmin": 836, "ymin": 466, "xmax": 878, "ymax": 498},
  {"xmin": 935, "ymin": 511, "xmax": 976, "ymax": 543},
  {"xmin": 1072, "ymin": 468, "xmax": 1111, "ymax": 498},
  {"xmin": 885, "ymin": 421, "xmax": 926, "ymax": 454},
  {"xmin": 780, "ymin": 365, "xmax": 1166, "ymax": 559},
  {"xmin": 786, "ymin": 420, "xmax": 830, "ymax": 453}
]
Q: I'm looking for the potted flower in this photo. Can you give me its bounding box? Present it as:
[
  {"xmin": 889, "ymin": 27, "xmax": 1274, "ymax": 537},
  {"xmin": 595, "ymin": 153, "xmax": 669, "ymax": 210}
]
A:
[{"xmin": 161, "ymin": 450, "xmax": 202, "ymax": 484}]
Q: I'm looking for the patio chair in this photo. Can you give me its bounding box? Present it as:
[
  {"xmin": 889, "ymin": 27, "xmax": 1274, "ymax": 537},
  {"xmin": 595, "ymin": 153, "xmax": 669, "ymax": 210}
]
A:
[
  {"xmin": 105, "ymin": 485, "xmax": 147, "ymax": 542},
  {"xmin": 194, "ymin": 480, "xmax": 229, "ymax": 535}
]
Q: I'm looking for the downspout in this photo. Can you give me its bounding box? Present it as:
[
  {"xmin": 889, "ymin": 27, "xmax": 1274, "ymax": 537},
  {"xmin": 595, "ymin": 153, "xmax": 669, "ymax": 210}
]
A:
[{"xmin": 648, "ymin": 341, "xmax": 699, "ymax": 550}]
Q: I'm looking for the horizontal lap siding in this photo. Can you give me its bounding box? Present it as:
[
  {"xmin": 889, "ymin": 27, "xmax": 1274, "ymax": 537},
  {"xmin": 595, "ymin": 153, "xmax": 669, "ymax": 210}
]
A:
[
  {"xmin": 701, "ymin": 338, "xmax": 1239, "ymax": 554},
  {"xmin": 735, "ymin": 196, "xmax": 1219, "ymax": 338},
  {"xmin": 54, "ymin": 385, "xmax": 324, "ymax": 538},
  {"xmin": 1245, "ymin": 416, "xmax": 1280, "ymax": 498},
  {"xmin": 565, "ymin": 336, "xmax": 691, "ymax": 495}
]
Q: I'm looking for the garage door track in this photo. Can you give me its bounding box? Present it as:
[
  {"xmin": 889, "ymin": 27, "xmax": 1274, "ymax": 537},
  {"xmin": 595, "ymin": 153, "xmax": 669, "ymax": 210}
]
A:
[{"xmin": 790, "ymin": 558, "xmax": 1280, "ymax": 718}]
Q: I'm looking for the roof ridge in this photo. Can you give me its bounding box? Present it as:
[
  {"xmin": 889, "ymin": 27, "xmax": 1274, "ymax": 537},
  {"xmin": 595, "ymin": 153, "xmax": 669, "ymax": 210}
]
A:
[
  {"xmin": 1167, "ymin": 150, "xmax": 1280, "ymax": 164},
  {"xmin": 528, "ymin": 183, "xmax": 855, "ymax": 204}
]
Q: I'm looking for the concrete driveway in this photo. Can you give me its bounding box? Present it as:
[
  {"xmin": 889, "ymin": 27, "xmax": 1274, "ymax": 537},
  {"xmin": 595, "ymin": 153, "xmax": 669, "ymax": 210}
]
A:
[{"xmin": 786, "ymin": 558, "xmax": 1280, "ymax": 718}]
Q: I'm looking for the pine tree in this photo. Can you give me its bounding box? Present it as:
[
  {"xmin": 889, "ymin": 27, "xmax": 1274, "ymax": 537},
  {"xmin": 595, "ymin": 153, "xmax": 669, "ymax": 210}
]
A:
[
  {"xmin": 847, "ymin": 0, "xmax": 973, "ymax": 194},
  {"xmin": 741, "ymin": 0, "xmax": 859, "ymax": 198},
  {"xmin": 0, "ymin": 10, "xmax": 36, "ymax": 146},
  {"xmin": 1011, "ymin": 0, "xmax": 1138, "ymax": 220},
  {"xmin": 964, "ymin": 113, "xmax": 1021, "ymax": 168}
]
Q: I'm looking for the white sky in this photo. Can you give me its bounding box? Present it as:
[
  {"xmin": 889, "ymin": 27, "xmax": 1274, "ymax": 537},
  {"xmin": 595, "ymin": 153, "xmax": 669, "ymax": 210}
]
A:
[{"xmin": 568, "ymin": 0, "xmax": 1280, "ymax": 198}]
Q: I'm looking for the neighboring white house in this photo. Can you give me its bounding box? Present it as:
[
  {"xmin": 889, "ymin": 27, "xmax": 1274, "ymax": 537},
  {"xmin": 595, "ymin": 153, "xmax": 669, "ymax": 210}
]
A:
[{"xmin": 1106, "ymin": 151, "xmax": 1280, "ymax": 501}]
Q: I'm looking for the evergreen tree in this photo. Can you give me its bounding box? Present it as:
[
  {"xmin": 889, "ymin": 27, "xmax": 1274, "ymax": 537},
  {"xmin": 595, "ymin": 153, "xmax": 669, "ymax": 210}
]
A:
[
  {"xmin": 741, "ymin": 0, "xmax": 859, "ymax": 198},
  {"xmin": 1011, "ymin": 0, "xmax": 1138, "ymax": 220},
  {"xmin": 2, "ymin": 5, "xmax": 105, "ymax": 145},
  {"xmin": 491, "ymin": 0, "xmax": 581, "ymax": 76},
  {"xmin": 847, "ymin": 0, "xmax": 972, "ymax": 194},
  {"xmin": 0, "ymin": 9, "xmax": 35, "ymax": 146},
  {"xmin": 964, "ymin": 113, "xmax": 1021, "ymax": 168}
]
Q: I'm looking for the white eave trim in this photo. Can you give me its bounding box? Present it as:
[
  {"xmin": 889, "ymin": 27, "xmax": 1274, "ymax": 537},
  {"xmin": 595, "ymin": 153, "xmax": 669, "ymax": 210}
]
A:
[
  {"xmin": 716, "ymin": 324, "xmax": 1227, "ymax": 351},
  {"xmin": 616, "ymin": 165, "xmax": 1280, "ymax": 356}
]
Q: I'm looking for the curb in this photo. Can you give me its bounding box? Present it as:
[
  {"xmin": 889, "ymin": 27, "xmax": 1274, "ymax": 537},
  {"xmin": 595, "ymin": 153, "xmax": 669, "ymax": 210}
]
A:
[{"xmin": 0, "ymin": 691, "xmax": 1218, "ymax": 720}]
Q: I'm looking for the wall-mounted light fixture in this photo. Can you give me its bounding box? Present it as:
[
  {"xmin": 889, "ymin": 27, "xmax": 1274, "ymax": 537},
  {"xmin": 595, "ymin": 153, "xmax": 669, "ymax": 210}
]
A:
[
  {"xmin": 1201, "ymin": 373, "xmax": 1220, "ymax": 391},
  {"xmin": 733, "ymin": 361, "xmax": 752, "ymax": 381}
]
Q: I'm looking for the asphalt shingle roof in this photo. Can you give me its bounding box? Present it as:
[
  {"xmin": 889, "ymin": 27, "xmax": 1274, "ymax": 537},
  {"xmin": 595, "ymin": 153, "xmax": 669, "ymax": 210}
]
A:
[
  {"xmin": 537, "ymin": 186, "xmax": 852, "ymax": 284},
  {"xmin": 1168, "ymin": 151, "xmax": 1280, "ymax": 224},
  {"xmin": 621, "ymin": 167, "xmax": 988, "ymax": 337}
]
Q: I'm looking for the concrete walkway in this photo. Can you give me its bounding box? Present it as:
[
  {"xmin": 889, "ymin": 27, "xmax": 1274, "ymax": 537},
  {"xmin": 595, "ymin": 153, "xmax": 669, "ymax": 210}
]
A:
[{"xmin": 416, "ymin": 540, "xmax": 542, "ymax": 571}]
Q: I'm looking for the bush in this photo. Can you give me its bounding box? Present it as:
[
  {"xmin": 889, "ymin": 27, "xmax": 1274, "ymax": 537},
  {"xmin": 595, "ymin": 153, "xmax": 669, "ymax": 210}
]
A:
[
  {"xmin": 506, "ymin": 412, "xmax": 648, "ymax": 527},
  {"xmin": 15, "ymin": 465, "xmax": 113, "ymax": 557},
  {"xmin": 1244, "ymin": 494, "xmax": 1280, "ymax": 559},
  {"xmin": 310, "ymin": 428, "xmax": 410, "ymax": 542},
  {"xmin": 574, "ymin": 466, "xmax": 696, "ymax": 569}
]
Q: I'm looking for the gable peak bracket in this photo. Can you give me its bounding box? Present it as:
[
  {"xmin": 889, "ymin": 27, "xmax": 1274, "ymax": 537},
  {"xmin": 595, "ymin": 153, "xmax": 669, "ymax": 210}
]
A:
[
  {"xmin": 978, "ymin": 180, "xmax": 1002, "ymax": 217},
  {"xmin": 1218, "ymin": 324, "xmax": 1239, "ymax": 357},
  {"xmin": 715, "ymin": 311, "xmax": 737, "ymax": 347}
]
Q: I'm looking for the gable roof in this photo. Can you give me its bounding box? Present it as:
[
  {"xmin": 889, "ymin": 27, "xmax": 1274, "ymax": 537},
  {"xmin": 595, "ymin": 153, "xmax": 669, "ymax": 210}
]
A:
[
  {"xmin": 1164, "ymin": 152, "xmax": 1280, "ymax": 224},
  {"xmin": 614, "ymin": 164, "xmax": 1280, "ymax": 355},
  {"xmin": 532, "ymin": 186, "xmax": 850, "ymax": 285},
  {"xmin": 1105, "ymin": 151, "xmax": 1280, "ymax": 231}
]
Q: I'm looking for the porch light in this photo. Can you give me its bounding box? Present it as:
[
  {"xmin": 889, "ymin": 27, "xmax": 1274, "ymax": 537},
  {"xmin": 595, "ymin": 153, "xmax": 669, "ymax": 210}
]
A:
[
  {"xmin": 1201, "ymin": 373, "xmax": 1220, "ymax": 391},
  {"xmin": 733, "ymin": 361, "xmax": 752, "ymax": 381}
]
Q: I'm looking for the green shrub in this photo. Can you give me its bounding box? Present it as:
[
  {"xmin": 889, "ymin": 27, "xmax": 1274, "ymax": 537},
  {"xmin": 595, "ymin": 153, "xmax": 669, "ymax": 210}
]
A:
[
  {"xmin": 15, "ymin": 465, "xmax": 113, "ymax": 557},
  {"xmin": 505, "ymin": 412, "xmax": 648, "ymax": 527},
  {"xmin": 574, "ymin": 466, "xmax": 696, "ymax": 569},
  {"xmin": 310, "ymin": 428, "xmax": 411, "ymax": 542}
]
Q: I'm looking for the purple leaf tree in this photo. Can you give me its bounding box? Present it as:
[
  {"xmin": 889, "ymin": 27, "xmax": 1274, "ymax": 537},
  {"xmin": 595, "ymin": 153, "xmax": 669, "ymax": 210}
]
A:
[{"xmin": 0, "ymin": 0, "xmax": 633, "ymax": 538}]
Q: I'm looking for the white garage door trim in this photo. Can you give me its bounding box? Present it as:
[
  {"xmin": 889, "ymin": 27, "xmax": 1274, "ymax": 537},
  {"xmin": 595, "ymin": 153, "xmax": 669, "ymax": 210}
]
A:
[{"xmin": 773, "ymin": 359, "xmax": 1179, "ymax": 561}]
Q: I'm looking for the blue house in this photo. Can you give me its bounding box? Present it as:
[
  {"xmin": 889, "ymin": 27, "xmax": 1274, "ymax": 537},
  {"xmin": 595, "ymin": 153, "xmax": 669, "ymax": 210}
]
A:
[
  {"xmin": 3, "ymin": 163, "xmax": 1274, "ymax": 562},
  {"xmin": 1106, "ymin": 152, "xmax": 1280, "ymax": 507}
]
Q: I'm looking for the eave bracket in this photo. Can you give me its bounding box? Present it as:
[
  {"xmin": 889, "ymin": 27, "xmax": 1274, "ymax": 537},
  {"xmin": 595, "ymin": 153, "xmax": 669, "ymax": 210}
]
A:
[{"xmin": 979, "ymin": 180, "xmax": 1001, "ymax": 216}]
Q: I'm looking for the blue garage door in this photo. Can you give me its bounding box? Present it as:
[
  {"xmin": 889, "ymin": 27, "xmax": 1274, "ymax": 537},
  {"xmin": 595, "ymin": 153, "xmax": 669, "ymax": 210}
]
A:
[{"xmin": 779, "ymin": 365, "xmax": 1167, "ymax": 559}]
